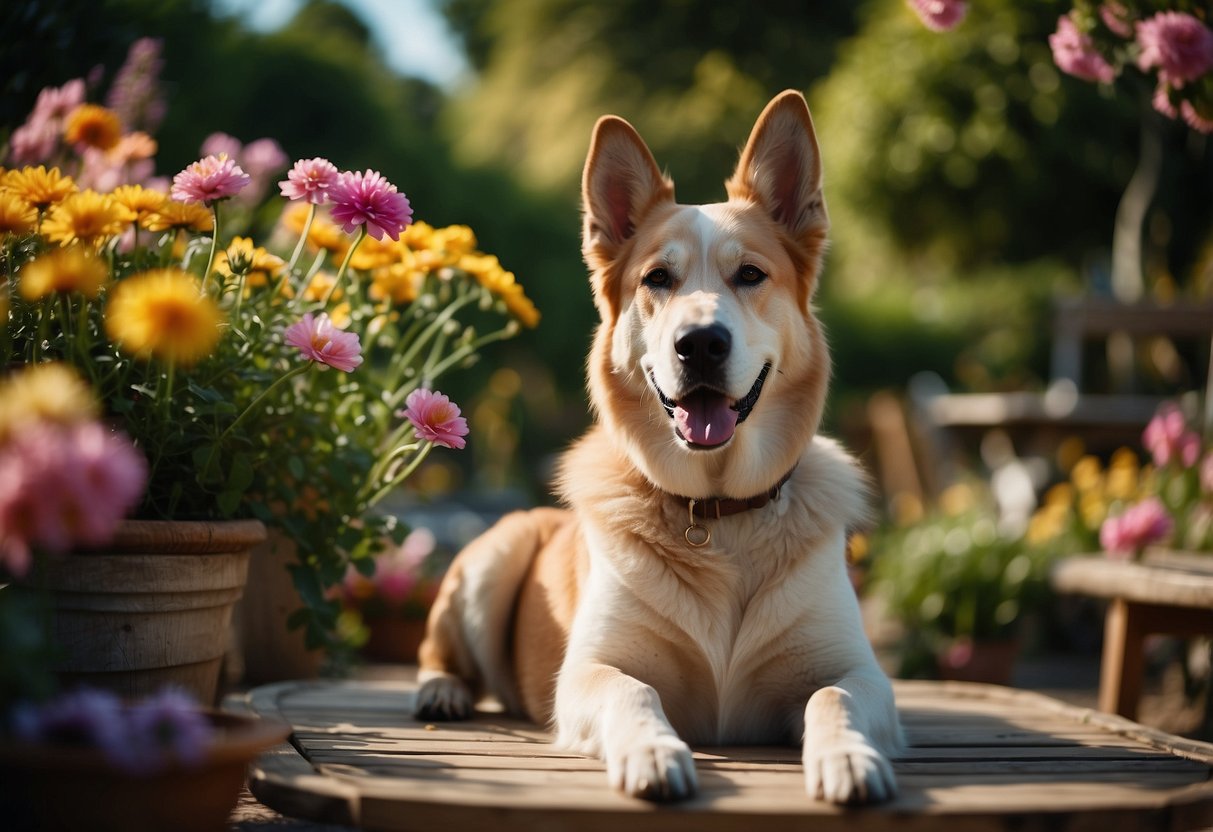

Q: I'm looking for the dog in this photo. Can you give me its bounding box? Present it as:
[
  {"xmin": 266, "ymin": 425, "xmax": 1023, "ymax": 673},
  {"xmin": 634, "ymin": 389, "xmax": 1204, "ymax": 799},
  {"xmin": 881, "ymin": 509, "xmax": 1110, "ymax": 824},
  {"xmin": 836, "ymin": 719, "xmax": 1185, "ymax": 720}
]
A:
[{"xmin": 414, "ymin": 89, "xmax": 902, "ymax": 804}]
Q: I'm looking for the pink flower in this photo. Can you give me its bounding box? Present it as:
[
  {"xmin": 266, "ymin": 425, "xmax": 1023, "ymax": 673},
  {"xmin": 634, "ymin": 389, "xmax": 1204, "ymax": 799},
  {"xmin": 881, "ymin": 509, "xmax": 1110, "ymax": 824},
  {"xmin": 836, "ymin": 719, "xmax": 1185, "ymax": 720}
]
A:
[
  {"xmin": 32, "ymin": 78, "xmax": 86, "ymax": 123},
  {"xmin": 6, "ymin": 119, "xmax": 60, "ymax": 166},
  {"xmin": 1201, "ymin": 451, "xmax": 1213, "ymax": 494},
  {"xmin": 1099, "ymin": 3, "xmax": 1135, "ymax": 39},
  {"xmin": 0, "ymin": 422, "xmax": 147, "ymax": 576},
  {"xmin": 906, "ymin": 0, "xmax": 967, "ymax": 32},
  {"xmin": 284, "ymin": 312, "xmax": 364, "ymax": 372},
  {"xmin": 398, "ymin": 389, "xmax": 468, "ymax": 449},
  {"xmin": 280, "ymin": 157, "xmax": 341, "ymax": 204},
  {"xmin": 1153, "ymin": 84, "xmax": 1180, "ymax": 118},
  {"xmin": 1179, "ymin": 99, "xmax": 1213, "ymax": 133},
  {"xmin": 1100, "ymin": 497, "xmax": 1174, "ymax": 558},
  {"xmin": 200, "ymin": 132, "xmax": 243, "ymax": 162},
  {"xmin": 1142, "ymin": 401, "xmax": 1201, "ymax": 468},
  {"xmin": 328, "ymin": 169, "xmax": 414, "ymax": 241},
  {"xmin": 1050, "ymin": 15, "xmax": 1117, "ymax": 84},
  {"xmin": 170, "ymin": 154, "xmax": 251, "ymax": 204},
  {"xmin": 1136, "ymin": 12, "xmax": 1213, "ymax": 88}
]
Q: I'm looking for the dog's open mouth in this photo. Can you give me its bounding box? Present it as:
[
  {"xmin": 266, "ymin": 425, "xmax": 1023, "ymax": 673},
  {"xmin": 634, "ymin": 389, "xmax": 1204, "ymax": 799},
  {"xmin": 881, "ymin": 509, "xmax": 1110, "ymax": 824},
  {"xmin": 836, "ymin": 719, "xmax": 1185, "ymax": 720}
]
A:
[{"xmin": 650, "ymin": 363, "xmax": 771, "ymax": 449}]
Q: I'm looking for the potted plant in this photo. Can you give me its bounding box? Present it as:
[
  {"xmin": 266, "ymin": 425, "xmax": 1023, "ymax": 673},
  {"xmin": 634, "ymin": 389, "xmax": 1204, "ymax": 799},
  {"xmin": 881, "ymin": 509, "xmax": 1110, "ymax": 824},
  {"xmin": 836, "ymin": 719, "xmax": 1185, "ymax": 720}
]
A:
[
  {"xmin": 0, "ymin": 39, "xmax": 538, "ymax": 701},
  {"xmin": 868, "ymin": 483, "xmax": 1057, "ymax": 683}
]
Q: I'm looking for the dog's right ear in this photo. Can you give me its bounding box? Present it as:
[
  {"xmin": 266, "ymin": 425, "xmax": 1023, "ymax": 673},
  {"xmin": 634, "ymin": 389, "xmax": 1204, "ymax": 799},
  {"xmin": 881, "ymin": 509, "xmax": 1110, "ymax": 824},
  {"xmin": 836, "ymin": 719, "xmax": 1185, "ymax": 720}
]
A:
[{"xmin": 581, "ymin": 116, "xmax": 673, "ymax": 271}]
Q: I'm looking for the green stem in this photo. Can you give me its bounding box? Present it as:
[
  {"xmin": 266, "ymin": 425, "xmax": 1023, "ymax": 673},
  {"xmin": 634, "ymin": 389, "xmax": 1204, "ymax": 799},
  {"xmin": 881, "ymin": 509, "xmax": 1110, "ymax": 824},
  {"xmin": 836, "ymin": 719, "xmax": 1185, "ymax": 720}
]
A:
[
  {"xmin": 363, "ymin": 440, "xmax": 422, "ymax": 502},
  {"xmin": 162, "ymin": 361, "xmax": 176, "ymax": 422},
  {"xmin": 365, "ymin": 442, "xmax": 435, "ymax": 510},
  {"xmin": 285, "ymin": 204, "xmax": 317, "ymax": 277},
  {"xmin": 423, "ymin": 321, "xmax": 521, "ymax": 386},
  {"xmin": 202, "ymin": 201, "xmax": 222, "ymax": 292},
  {"xmin": 321, "ymin": 226, "xmax": 366, "ymax": 306},
  {"xmin": 384, "ymin": 284, "xmax": 480, "ymax": 401},
  {"xmin": 200, "ymin": 361, "xmax": 312, "ymax": 482}
]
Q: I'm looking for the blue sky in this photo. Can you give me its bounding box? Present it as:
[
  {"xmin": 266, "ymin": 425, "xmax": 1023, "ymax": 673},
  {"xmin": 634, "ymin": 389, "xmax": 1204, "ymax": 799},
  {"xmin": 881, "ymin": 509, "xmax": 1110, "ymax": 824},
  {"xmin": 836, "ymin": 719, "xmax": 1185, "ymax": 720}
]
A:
[{"xmin": 212, "ymin": 0, "xmax": 470, "ymax": 88}]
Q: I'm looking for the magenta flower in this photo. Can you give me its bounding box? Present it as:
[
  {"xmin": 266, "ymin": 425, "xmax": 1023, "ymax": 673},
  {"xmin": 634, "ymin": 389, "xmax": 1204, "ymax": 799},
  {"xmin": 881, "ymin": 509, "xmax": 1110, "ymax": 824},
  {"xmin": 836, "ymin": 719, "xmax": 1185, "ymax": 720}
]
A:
[
  {"xmin": 0, "ymin": 422, "xmax": 147, "ymax": 577},
  {"xmin": 170, "ymin": 154, "xmax": 252, "ymax": 204},
  {"xmin": 398, "ymin": 389, "xmax": 468, "ymax": 449},
  {"xmin": 200, "ymin": 132, "xmax": 243, "ymax": 163},
  {"xmin": 328, "ymin": 169, "xmax": 414, "ymax": 241},
  {"xmin": 1142, "ymin": 401, "xmax": 1201, "ymax": 468},
  {"xmin": 280, "ymin": 157, "xmax": 341, "ymax": 204},
  {"xmin": 1050, "ymin": 15, "xmax": 1117, "ymax": 84},
  {"xmin": 906, "ymin": 0, "xmax": 967, "ymax": 32},
  {"xmin": 1100, "ymin": 497, "xmax": 1174, "ymax": 559},
  {"xmin": 1136, "ymin": 12, "xmax": 1213, "ymax": 88},
  {"xmin": 1099, "ymin": 3, "xmax": 1135, "ymax": 39},
  {"xmin": 125, "ymin": 688, "xmax": 214, "ymax": 771},
  {"xmin": 284, "ymin": 312, "xmax": 364, "ymax": 372}
]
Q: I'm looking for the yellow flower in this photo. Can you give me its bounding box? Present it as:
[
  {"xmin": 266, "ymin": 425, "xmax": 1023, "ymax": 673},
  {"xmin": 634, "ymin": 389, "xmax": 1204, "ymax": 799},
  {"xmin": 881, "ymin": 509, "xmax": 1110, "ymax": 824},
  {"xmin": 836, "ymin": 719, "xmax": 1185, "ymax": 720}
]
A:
[
  {"xmin": 1042, "ymin": 482, "xmax": 1073, "ymax": 509},
  {"xmin": 0, "ymin": 191, "xmax": 37, "ymax": 234},
  {"xmin": 1026, "ymin": 503, "xmax": 1069, "ymax": 546},
  {"xmin": 939, "ymin": 482, "xmax": 975, "ymax": 517},
  {"xmin": 370, "ymin": 262, "xmax": 424, "ymax": 305},
  {"xmin": 64, "ymin": 105, "xmax": 123, "ymax": 151},
  {"xmin": 214, "ymin": 236, "xmax": 285, "ymax": 289},
  {"xmin": 1070, "ymin": 455, "xmax": 1103, "ymax": 494},
  {"xmin": 2, "ymin": 166, "xmax": 77, "ymax": 211},
  {"xmin": 109, "ymin": 184, "xmax": 167, "ymax": 225},
  {"xmin": 303, "ymin": 271, "xmax": 342, "ymax": 302},
  {"xmin": 1106, "ymin": 448, "xmax": 1140, "ymax": 501},
  {"xmin": 19, "ymin": 246, "xmax": 109, "ymax": 300},
  {"xmin": 328, "ymin": 302, "xmax": 352, "ymax": 328},
  {"xmin": 307, "ymin": 215, "xmax": 348, "ymax": 256},
  {"xmin": 431, "ymin": 224, "xmax": 477, "ymax": 264},
  {"xmin": 459, "ymin": 253, "xmax": 541, "ymax": 328},
  {"xmin": 42, "ymin": 189, "xmax": 134, "ymax": 247},
  {"xmin": 105, "ymin": 269, "xmax": 224, "ymax": 366},
  {"xmin": 400, "ymin": 221, "xmax": 435, "ymax": 251},
  {"xmin": 143, "ymin": 201, "xmax": 214, "ymax": 233},
  {"xmin": 1078, "ymin": 491, "xmax": 1108, "ymax": 531},
  {"xmin": 348, "ymin": 233, "xmax": 402, "ymax": 271},
  {"xmin": 0, "ymin": 363, "xmax": 100, "ymax": 444}
]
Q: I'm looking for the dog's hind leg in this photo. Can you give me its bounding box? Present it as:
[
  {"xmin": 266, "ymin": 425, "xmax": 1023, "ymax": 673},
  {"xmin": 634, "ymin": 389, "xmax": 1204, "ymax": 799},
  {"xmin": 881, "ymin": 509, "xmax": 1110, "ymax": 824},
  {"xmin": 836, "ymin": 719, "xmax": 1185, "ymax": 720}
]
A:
[{"xmin": 414, "ymin": 508, "xmax": 562, "ymax": 721}]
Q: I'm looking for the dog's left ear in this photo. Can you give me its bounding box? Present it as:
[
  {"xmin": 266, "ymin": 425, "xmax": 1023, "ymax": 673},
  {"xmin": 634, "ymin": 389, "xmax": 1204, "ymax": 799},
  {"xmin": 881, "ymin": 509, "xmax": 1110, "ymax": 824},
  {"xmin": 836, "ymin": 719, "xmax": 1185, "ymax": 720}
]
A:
[{"xmin": 726, "ymin": 90, "xmax": 828, "ymax": 244}]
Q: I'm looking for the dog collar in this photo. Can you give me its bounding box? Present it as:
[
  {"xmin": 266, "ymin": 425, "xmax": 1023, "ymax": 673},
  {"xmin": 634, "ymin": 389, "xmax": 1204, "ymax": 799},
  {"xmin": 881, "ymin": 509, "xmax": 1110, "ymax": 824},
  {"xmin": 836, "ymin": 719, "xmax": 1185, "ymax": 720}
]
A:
[{"xmin": 677, "ymin": 467, "xmax": 796, "ymax": 547}]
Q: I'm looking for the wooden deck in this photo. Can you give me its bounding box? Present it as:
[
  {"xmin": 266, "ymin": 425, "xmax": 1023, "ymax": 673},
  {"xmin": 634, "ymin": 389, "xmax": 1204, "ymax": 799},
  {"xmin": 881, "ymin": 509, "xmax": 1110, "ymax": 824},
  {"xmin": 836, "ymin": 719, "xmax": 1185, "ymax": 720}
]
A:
[{"xmin": 232, "ymin": 677, "xmax": 1213, "ymax": 831}]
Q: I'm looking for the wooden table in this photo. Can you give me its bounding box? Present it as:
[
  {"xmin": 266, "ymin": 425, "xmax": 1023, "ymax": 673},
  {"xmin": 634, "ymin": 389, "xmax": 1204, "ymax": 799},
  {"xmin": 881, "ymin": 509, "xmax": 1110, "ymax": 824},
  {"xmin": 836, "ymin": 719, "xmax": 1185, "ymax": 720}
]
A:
[
  {"xmin": 230, "ymin": 676, "xmax": 1213, "ymax": 831},
  {"xmin": 1052, "ymin": 552, "xmax": 1213, "ymax": 720}
]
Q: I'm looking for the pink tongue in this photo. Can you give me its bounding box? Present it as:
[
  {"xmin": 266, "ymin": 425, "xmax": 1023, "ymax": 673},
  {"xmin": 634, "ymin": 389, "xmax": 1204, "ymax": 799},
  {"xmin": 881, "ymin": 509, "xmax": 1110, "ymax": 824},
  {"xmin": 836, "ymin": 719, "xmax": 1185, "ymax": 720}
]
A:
[{"xmin": 673, "ymin": 392, "xmax": 739, "ymax": 446}]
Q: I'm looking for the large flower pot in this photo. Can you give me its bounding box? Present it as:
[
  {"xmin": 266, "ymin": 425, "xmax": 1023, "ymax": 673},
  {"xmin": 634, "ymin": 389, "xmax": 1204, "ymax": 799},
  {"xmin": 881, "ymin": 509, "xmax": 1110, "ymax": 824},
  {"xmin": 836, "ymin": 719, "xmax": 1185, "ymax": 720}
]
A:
[{"xmin": 23, "ymin": 519, "xmax": 264, "ymax": 705}]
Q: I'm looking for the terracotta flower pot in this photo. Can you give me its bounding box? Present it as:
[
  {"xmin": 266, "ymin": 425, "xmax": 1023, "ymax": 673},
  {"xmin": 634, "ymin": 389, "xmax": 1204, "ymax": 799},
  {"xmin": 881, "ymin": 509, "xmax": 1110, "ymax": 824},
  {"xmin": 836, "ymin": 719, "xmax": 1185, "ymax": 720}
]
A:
[
  {"xmin": 362, "ymin": 614, "xmax": 427, "ymax": 663},
  {"xmin": 21, "ymin": 519, "xmax": 265, "ymax": 705},
  {"xmin": 0, "ymin": 709, "xmax": 289, "ymax": 832}
]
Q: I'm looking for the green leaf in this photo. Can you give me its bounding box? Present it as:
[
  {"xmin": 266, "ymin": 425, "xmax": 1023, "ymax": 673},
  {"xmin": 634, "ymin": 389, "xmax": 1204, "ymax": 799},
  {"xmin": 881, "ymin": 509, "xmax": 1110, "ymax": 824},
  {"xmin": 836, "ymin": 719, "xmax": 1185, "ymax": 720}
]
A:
[
  {"xmin": 227, "ymin": 453, "xmax": 255, "ymax": 493},
  {"xmin": 216, "ymin": 489, "xmax": 241, "ymax": 516}
]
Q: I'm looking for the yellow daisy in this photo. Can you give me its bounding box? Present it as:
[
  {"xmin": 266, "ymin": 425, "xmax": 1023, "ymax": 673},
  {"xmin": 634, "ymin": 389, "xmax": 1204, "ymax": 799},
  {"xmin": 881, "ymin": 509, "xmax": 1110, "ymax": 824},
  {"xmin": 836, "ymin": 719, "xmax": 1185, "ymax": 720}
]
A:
[
  {"xmin": 64, "ymin": 105, "xmax": 124, "ymax": 152},
  {"xmin": 347, "ymin": 232, "xmax": 401, "ymax": 271},
  {"xmin": 18, "ymin": 246, "xmax": 109, "ymax": 300},
  {"xmin": 2, "ymin": 166, "xmax": 78, "ymax": 211},
  {"xmin": 431, "ymin": 225, "xmax": 477, "ymax": 262},
  {"xmin": 42, "ymin": 189, "xmax": 134, "ymax": 247},
  {"xmin": 400, "ymin": 221, "xmax": 435, "ymax": 251},
  {"xmin": 0, "ymin": 362, "xmax": 100, "ymax": 444},
  {"xmin": 0, "ymin": 191, "xmax": 37, "ymax": 235},
  {"xmin": 458, "ymin": 253, "xmax": 541, "ymax": 328},
  {"xmin": 214, "ymin": 236, "xmax": 286, "ymax": 289},
  {"xmin": 105, "ymin": 268, "xmax": 224, "ymax": 366},
  {"xmin": 109, "ymin": 184, "xmax": 167, "ymax": 226},
  {"xmin": 302, "ymin": 271, "xmax": 342, "ymax": 303},
  {"xmin": 370, "ymin": 262, "xmax": 424, "ymax": 305},
  {"xmin": 142, "ymin": 201, "xmax": 214, "ymax": 233}
]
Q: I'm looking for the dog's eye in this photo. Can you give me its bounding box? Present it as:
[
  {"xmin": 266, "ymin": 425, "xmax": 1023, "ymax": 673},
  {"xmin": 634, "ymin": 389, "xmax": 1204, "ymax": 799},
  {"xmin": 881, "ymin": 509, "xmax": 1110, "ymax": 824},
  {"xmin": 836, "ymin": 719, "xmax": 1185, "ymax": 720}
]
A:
[
  {"xmin": 737, "ymin": 265, "xmax": 768, "ymax": 286},
  {"xmin": 643, "ymin": 268, "xmax": 671, "ymax": 288}
]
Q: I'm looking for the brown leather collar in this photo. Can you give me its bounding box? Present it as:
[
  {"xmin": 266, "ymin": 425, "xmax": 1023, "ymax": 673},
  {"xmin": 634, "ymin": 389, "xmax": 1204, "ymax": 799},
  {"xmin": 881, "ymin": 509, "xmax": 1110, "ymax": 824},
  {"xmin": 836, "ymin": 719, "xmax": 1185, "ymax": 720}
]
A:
[{"xmin": 678, "ymin": 467, "xmax": 796, "ymax": 519}]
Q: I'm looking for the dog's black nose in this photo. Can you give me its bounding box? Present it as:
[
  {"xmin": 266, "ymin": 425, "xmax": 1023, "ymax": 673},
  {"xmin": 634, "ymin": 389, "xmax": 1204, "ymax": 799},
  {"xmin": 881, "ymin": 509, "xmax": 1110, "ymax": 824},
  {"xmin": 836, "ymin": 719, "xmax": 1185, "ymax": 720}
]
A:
[{"xmin": 675, "ymin": 324, "xmax": 731, "ymax": 372}]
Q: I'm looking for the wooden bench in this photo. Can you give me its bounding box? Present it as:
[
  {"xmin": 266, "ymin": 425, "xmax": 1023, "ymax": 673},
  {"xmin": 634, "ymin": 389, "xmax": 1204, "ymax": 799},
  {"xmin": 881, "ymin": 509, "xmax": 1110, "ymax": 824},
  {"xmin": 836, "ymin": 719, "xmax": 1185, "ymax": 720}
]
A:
[
  {"xmin": 230, "ymin": 675, "xmax": 1213, "ymax": 830},
  {"xmin": 1052, "ymin": 551, "xmax": 1213, "ymax": 721}
]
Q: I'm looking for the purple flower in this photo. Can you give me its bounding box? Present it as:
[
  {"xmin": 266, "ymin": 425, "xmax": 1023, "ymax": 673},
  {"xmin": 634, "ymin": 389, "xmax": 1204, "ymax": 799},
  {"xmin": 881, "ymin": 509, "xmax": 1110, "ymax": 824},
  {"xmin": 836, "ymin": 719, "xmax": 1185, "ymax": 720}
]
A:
[
  {"xmin": 1136, "ymin": 11, "xmax": 1213, "ymax": 88},
  {"xmin": 279, "ymin": 158, "xmax": 341, "ymax": 204},
  {"xmin": 284, "ymin": 312, "xmax": 364, "ymax": 372},
  {"xmin": 906, "ymin": 0, "xmax": 967, "ymax": 32},
  {"xmin": 242, "ymin": 138, "xmax": 289, "ymax": 179},
  {"xmin": 1100, "ymin": 497, "xmax": 1174, "ymax": 559},
  {"xmin": 105, "ymin": 37, "xmax": 167, "ymax": 132},
  {"xmin": 12, "ymin": 688, "xmax": 130, "ymax": 765},
  {"xmin": 125, "ymin": 688, "xmax": 214, "ymax": 771},
  {"xmin": 328, "ymin": 169, "xmax": 414, "ymax": 241},
  {"xmin": 398, "ymin": 389, "xmax": 468, "ymax": 450},
  {"xmin": 1050, "ymin": 15, "xmax": 1117, "ymax": 84},
  {"xmin": 200, "ymin": 132, "xmax": 243, "ymax": 162},
  {"xmin": 1142, "ymin": 401, "xmax": 1201, "ymax": 468},
  {"xmin": 170, "ymin": 154, "xmax": 251, "ymax": 205}
]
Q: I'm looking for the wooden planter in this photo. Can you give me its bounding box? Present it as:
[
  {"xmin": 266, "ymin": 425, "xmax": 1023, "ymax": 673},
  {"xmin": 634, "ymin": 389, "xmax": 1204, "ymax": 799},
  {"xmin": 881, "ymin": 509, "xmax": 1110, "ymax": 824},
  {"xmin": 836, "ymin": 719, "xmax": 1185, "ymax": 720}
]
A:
[{"xmin": 24, "ymin": 519, "xmax": 265, "ymax": 705}]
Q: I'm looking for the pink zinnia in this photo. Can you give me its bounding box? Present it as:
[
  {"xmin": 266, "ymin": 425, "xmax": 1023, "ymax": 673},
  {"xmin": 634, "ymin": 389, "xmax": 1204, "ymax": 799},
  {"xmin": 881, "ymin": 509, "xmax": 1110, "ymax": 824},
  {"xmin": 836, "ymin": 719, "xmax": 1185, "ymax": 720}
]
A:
[
  {"xmin": 1136, "ymin": 12, "xmax": 1213, "ymax": 88},
  {"xmin": 1142, "ymin": 401, "xmax": 1201, "ymax": 468},
  {"xmin": 170, "ymin": 154, "xmax": 252, "ymax": 204},
  {"xmin": 280, "ymin": 157, "xmax": 341, "ymax": 205},
  {"xmin": 1100, "ymin": 497, "xmax": 1174, "ymax": 559},
  {"xmin": 199, "ymin": 132, "xmax": 243, "ymax": 162},
  {"xmin": 284, "ymin": 312, "xmax": 364, "ymax": 372},
  {"xmin": 1099, "ymin": 2, "xmax": 1135, "ymax": 39},
  {"xmin": 398, "ymin": 389, "xmax": 468, "ymax": 450},
  {"xmin": 1179, "ymin": 99, "xmax": 1213, "ymax": 133},
  {"xmin": 906, "ymin": 0, "xmax": 967, "ymax": 32},
  {"xmin": 1050, "ymin": 15, "xmax": 1118, "ymax": 84},
  {"xmin": 327, "ymin": 169, "xmax": 414, "ymax": 241}
]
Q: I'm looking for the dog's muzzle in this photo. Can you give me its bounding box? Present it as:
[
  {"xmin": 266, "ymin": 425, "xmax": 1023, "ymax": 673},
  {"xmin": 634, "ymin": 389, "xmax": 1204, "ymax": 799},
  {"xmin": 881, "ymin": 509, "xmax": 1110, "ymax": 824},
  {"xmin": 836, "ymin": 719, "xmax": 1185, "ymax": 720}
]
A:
[{"xmin": 650, "ymin": 362, "xmax": 772, "ymax": 449}]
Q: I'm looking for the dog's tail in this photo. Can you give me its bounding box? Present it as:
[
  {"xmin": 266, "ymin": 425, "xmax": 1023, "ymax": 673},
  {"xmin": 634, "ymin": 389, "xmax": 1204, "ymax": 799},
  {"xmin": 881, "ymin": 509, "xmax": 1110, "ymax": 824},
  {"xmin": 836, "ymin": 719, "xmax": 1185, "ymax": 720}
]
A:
[{"xmin": 416, "ymin": 507, "xmax": 568, "ymax": 719}]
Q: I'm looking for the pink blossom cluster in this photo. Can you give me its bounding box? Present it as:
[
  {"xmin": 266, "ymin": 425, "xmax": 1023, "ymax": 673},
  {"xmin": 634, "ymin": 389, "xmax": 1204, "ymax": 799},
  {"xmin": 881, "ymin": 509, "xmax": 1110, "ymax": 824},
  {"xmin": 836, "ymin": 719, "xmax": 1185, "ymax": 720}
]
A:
[
  {"xmin": 905, "ymin": 0, "xmax": 967, "ymax": 32},
  {"xmin": 170, "ymin": 153, "xmax": 252, "ymax": 205},
  {"xmin": 0, "ymin": 420, "xmax": 147, "ymax": 577},
  {"xmin": 199, "ymin": 132, "xmax": 288, "ymax": 205},
  {"xmin": 6, "ymin": 78, "xmax": 86, "ymax": 165},
  {"xmin": 1099, "ymin": 496, "xmax": 1174, "ymax": 559},
  {"xmin": 284, "ymin": 312, "xmax": 364, "ymax": 372},
  {"xmin": 399, "ymin": 389, "xmax": 469, "ymax": 450},
  {"xmin": 1048, "ymin": 5, "xmax": 1213, "ymax": 133},
  {"xmin": 279, "ymin": 160, "xmax": 414, "ymax": 241},
  {"xmin": 12, "ymin": 687, "xmax": 213, "ymax": 774},
  {"xmin": 105, "ymin": 37, "xmax": 167, "ymax": 134},
  {"xmin": 340, "ymin": 527, "xmax": 438, "ymax": 607},
  {"xmin": 1142, "ymin": 401, "xmax": 1202, "ymax": 469}
]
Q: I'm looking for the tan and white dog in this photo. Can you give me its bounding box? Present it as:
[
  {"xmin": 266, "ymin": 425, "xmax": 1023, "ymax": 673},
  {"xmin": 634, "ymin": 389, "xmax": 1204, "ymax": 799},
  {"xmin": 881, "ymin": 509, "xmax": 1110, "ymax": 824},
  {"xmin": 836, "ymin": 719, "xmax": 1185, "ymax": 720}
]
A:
[{"xmin": 414, "ymin": 89, "xmax": 902, "ymax": 804}]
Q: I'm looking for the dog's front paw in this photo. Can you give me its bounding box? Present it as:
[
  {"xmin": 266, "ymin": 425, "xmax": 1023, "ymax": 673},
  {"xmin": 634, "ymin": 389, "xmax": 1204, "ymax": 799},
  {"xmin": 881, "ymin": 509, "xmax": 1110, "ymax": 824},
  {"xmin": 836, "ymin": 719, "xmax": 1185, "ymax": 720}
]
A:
[
  {"xmin": 606, "ymin": 735, "xmax": 698, "ymax": 802},
  {"xmin": 414, "ymin": 671, "xmax": 473, "ymax": 721},
  {"xmin": 804, "ymin": 737, "xmax": 896, "ymax": 804}
]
